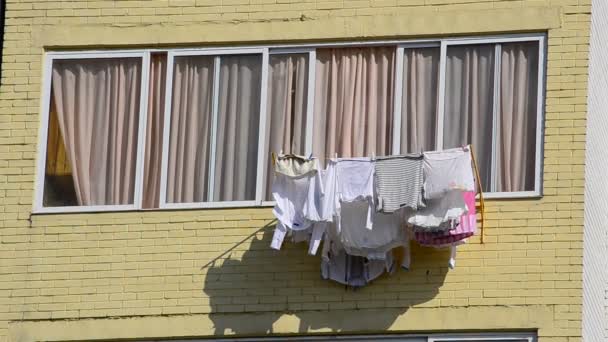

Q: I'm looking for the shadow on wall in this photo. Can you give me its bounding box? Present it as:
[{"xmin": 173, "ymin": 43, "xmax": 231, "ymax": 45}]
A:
[{"xmin": 201, "ymin": 221, "xmax": 450, "ymax": 336}]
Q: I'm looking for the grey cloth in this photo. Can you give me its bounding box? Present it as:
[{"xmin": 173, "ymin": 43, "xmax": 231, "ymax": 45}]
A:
[
  {"xmin": 321, "ymin": 248, "xmax": 392, "ymax": 287},
  {"xmin": 374, "ymin": 154, "xmax": 424, "ymax": 213}
]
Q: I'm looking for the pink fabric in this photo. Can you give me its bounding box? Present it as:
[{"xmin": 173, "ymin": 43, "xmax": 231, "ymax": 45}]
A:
[{"xmin": 414, "ymin": 191, "xmax": 477, "ymax": 246}]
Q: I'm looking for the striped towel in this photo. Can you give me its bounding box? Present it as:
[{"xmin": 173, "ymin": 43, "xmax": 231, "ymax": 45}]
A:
[{"xmin": 374, "ymin": 154, "xmax": 424, "ymax": 213}]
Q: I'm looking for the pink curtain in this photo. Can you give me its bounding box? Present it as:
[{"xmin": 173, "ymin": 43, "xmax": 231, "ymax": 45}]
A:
[
  {"xmin": 142, "ymin": 53, "xmax": 166, "ymax": 209},
  {"xmin": 313, "ymin": 47, "xmax": 395, "ymax": 165},
  {"xmin": 264, "ymin": 54, "xmax": 309, "ymax": 200},
  {"xmin": 443, "ymin": 44, "xmax": 495, "ymax": 191},
  {"xmin": 51, "ymin": 58, "xmax": 142, "ymax": 206},
  {"xmin": 401, "ymin": 48, "xmax": 440, "ymax": 153},
  {"xmin": 166, "ymin": 56, "xmax": 214, "ymax": 203},
  {"xmin": 213, "ymin": 55, "xmax": 262, "ymax": 201},
  {"xmin": 497, "ymin": 42, "xmax": 538, "ymax": 192}
]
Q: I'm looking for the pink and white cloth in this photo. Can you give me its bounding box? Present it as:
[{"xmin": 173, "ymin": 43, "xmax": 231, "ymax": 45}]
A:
[{"xmin": 414, "ymin": 191, "xmax": 477, "ymax": 246}]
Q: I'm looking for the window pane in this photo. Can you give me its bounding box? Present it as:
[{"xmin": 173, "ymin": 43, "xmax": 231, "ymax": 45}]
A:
[
  {"xmin": 264, "ymin": 53, "xmax": 309, "ymax": 201},
  {"xmin": 444, "ymin": 44, "xmax": 495, "ymax": 191},
  {"xmin": 166, "ymin": 55, "xmax": 214, "ymax": 204},
  {"xmin": 401, "ymin": 47, "xmax": 440, "ymax": 153},
  {"xmin": 44, "ymin": 57, "xmax": 142, "ymax": 207},
  {"xmin": 312, "ymin": 47, "xmax": 395, "ymax": 166},
  {"xmin": 142, "ymin": 53, "xmax": 167, "ymax": 209},
  {"xmin": 496, "ymin": 41, "xmax": 539, "ymax": 192},
  {"xmin": 212, "ymin": 55, "xmax": 262, "ymax": 201}
]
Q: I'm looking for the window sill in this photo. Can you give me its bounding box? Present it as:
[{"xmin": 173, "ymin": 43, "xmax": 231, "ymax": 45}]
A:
[{"xmin": 32, "ymin": 191, "xmax": 542, "ymax": 215}]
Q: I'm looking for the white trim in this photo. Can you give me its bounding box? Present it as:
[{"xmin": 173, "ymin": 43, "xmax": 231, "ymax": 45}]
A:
[
  {"xmin": 33, "ymin": 54, "xmax": 54, "ymax": 213},
  {"xmin": 304, "ymin": 50, "xmax": 316, "ymax": 156},
  {"xmin": 207, "ymin": 56, "xmax": 221, "ymax": 202},
  {"xmin": 161, "ymin": 200, "xmax": 257, "ymax": 210},
  {"xmin": 151, "ymin": 332, "xmax": 536, "ymax": 342},
  {"xmin": 270, "ymin": 47, "xmax": 316, "ymax": 55},
  {"xmin": 436, "ymin": 40, "xmax": 448, "ymax": 150},
  {"xmin": 43, "ymin": 33, "xmax": 544, "ymax": 58},
  {"xmin": 34, "ymin": 204, "xmax": 137, "ymax": 214},
  {"xmin": 482, "ymin": 190, "xmax": 541, "ymax": 199},
  {"xmin": 158, "ymin": 51, "xmax": 176, "ymax": 209},
  {"xmin": 261, "ymin": 200, "xmax": 276, "ymax": 207},
  {"xmin": 392, "ymin": 46, "xmax": 404, "ymax": 155},
  {"xmin": 429, "ymin": 334, "xmax": 534, "ymax": 342},
  {"xmin": 133, "ymin": 52, "xmax": 151, "ymax": 209},
  {"xmin": 490, "ymin": 43, "xmax": 502, "ymax": 192},
  {"xmin": 255, "ymin": 49, "xmax": 270, "ymax": 205},
  {"xmin": 45, "ymin": 51, "xmax": 148, "ymax": 59},
  {"xmin": 169, "ymin": 48, "xmax": 265, "ymax": 57},
  {"xmin": 534, "ymin": 35, "xmax": 546, "ymax": 196}
]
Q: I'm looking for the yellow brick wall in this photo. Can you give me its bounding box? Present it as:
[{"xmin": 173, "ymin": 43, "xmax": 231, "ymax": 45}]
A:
[{"xmin": 0, "ymin": 0, "xmax": 590, "ymax": 341}]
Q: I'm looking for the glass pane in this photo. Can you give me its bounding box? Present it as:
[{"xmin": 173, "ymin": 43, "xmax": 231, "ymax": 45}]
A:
[
  {"xmin": 142, "ymin": 53, "xmax": 167, "ymax": 209},
  {"xmin": 401, "ymin": 47, "xmax": 440, "ymax": 153},
  {"xmin": 264, "ymin": 53, "xmax": 309, "ymax": 201},
  {"xmin": 443, "ymin": 44, "xmax": 495, "ymax": 191},
  {"xmin": 496, "ymin": 41, "xmax": 539, "ymax": 192},
  {"xmin": 212, "ymin": 54, "xmax": 262, "ymax": 201},
  {"xmin": 44, "ymin": 57, "xmax": 142, "ymax": 207},
  {"xmin": 166, "ymin": 55, "xmax": 214, "ymax": 203},
  {"xmin": 312, "ymin": 47, "xmax": 396, "ymax": 166}
]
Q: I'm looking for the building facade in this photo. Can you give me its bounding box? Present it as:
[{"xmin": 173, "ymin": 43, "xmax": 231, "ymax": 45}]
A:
[{"xmin": 0, "ymin": 0, "xmax": 590, "ymax": 341}]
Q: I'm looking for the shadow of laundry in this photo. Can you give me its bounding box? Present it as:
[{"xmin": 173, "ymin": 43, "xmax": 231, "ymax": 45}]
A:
[{"xmin": 201, "ymin": 221, "xmax": 450, "ymax": 336}]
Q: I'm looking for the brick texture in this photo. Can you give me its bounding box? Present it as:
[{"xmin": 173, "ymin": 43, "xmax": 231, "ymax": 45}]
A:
[{"xmin": 0, "ymin": 0, "xmax": 590, "ymax": 341}]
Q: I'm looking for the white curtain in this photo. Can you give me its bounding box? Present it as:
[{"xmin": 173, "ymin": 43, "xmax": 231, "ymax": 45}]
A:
[
  {"xmin": 313, "ymin": 47, "xmax": 395, "ymax": 165},
  {"xmin": 497, "ymin": 42, "xmax": 539, "ymax": 192},
  {"xmin": 264, "ymin": 54, "xmax": 309, "ymax": 200},
  {"xmin": 443, "ymin": 44, "xmax": 495, "ymax": 191},
  {"xmin": 51, "ymin": 58, "xmax": 142, "ymax": 206},
  {"xmin": 166, "ymin": 56, "xmax": 214, "ymax": 203},
  {"xmin": 401, "ymin": 48, "xmax": 440, "ymax": 153},
  {"xmin": 213, "ymin": 55, "xmax": 262, "ymax": 201},
  {"xmin": 142, "ymin": 53, "xmax": 166, "ymax": 208}
]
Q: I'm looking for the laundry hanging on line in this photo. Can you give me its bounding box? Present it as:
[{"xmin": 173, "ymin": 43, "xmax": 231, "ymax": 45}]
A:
[{"xmin": 269, "ymin": 145, "xmax": 483, "ymax": 287}]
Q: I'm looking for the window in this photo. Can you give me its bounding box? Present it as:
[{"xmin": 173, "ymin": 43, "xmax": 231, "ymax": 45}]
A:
[
  {"xmin": 35, "ymin": 34, "xmax": 545, "ymax": 213},
  {"xmin": 148, "ymin": 332, "xmax": 536, "ymax": 341}
]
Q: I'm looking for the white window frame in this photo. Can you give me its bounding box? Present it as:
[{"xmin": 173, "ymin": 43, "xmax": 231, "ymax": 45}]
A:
[
  {"xmin": 148, "ymin": 332, "xmax": 536, "ymax": 341},
  {"xmin": 158, "ymin": 48, "xmax": 266, "ymax": 210},
  {"xmin": 435, "ymin": 35, "xmax": 546, "ymax": 199},
  {"xmin": 33, "ymin": 33, "xmax": 546, "ymax": 213},
  {"xmin": 34, "ymin": 50, "xmax": 151, "ymax": 214}
]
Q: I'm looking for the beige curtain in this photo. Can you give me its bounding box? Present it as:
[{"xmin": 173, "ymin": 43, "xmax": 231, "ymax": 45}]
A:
[
  {"xmin": 166, "ymin": 56, "xmax": 214, "ymax": 203},
  {"xmin": 51, "ymin": 58, "xmax": 141, "ymax": 206},
  {"xmin": 142, "ymin": 54, "xmax": 166, "ymax": 208},
  {"xmin": 401, "ymin": 48, "xmax": 440, "ymax": 153},
  {"xmin": 313, "ymin": 47, "xmax": 395, "ymax": 165},
  {"xmin": 264, "ymin": 54, "xmax": 309, "ymax": 200},
  {"xmin": 497, "ymin": 42, "xmax": 539, "ymax": 192},
  {"xmin": 213, "ymin": 55, "xmax": 262, "ymax": 201},
  {"xmin": 443, "ymin": 44, "xmax": 495, "ymax": 191}
]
